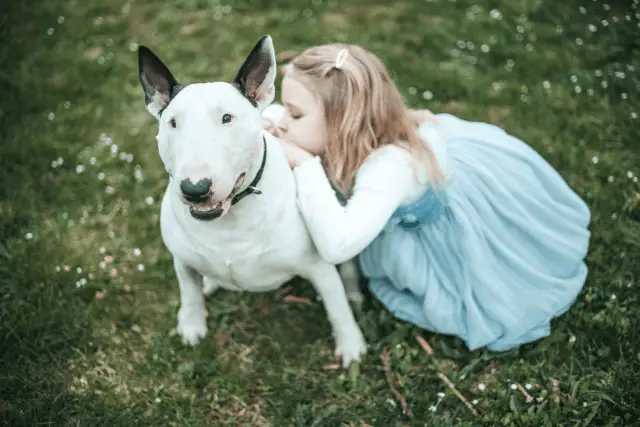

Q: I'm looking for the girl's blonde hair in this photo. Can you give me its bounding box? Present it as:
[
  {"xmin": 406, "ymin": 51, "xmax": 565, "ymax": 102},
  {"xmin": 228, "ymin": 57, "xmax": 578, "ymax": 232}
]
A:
[{"xmin": 283, "ymin": 43, "xmax": 445, "ymax": 194}]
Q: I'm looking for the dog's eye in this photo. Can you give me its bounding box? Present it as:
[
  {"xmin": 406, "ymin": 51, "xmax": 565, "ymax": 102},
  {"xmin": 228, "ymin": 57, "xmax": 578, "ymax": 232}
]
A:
[
  {"xmin": 222, "ymin": 114, "xmax": 233, "ymax": 124},
  {"xmin": 169, "ymin": 118, "xmax": 177, "ymax": 128}
]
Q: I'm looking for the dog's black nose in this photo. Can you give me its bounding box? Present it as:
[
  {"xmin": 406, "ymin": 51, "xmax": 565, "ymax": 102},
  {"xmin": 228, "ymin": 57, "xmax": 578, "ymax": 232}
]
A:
[{"xmin": 180, "ymin": 178, "xmax": 212, "ymax": 203}]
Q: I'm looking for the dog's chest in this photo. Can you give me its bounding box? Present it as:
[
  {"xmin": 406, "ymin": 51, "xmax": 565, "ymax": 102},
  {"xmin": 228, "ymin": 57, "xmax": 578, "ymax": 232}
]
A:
[
  {"xmin": 175, "ymin": 232, "xmax": 296, "ymax": 290},
  {"xmin": 162, "ymin": 200, "xmax": 303, "ymax": 291}
]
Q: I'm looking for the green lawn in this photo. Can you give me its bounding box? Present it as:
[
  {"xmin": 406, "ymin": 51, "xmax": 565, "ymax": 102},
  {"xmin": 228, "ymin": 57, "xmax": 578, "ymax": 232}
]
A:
[{"xmin": 1, "ymin": 0, "xmax": 639, "ymax": 425}]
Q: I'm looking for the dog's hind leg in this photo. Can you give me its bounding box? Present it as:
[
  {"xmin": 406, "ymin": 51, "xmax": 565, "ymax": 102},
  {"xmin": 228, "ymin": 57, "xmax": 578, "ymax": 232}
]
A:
[
  {"xmin": 202, "ymin": 276, "xmax": 219, "ymax": 296},
  {"xmin": 174, "ymin": 259, "xmax": 208, "ymax": 346},
  {"xmin": 339, "ymin": 259, "xmax": 363, "ymax": 306}
]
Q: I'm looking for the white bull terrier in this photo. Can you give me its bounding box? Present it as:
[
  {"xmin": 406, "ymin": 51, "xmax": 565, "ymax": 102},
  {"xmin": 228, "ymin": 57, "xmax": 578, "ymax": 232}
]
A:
[{"xmin": 137, "ymin": 35, "xmax": 367, "ymax": 368}]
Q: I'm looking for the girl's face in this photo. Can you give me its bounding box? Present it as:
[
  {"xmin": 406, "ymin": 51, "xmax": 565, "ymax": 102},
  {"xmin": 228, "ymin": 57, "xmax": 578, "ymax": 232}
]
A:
[{"xmin": 277, "ymin": 75, "xmax": 328, "ymax": 156}]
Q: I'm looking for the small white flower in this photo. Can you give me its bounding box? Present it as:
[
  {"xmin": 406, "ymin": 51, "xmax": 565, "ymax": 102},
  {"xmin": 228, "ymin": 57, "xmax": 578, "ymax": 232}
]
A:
[
  {"xmin": 99, "ymin": 261, "xmax": 107, "ymax": 269},
  {"xmin": 76, "ymin": 165, "xmax": 85, "ymax": 174},
  {"xmin": 610, "ymin": 294, "xmax": 616, "ymax": 300},
  {"xmin": 97, "ymin": 172, "xmax": 105, "ymax": 181},
  {"xmin": 55, "ymin": 266, "xmax": 61, "ymax": 272},
  {"xmin": 105, "ymin": 186, "xmax": 115, "ymax": 194},
  {"xmin": 525, "ymin": 383, "xmax": 532, "ymax": 390},
  {"xmin": 438, "ymin": 392, "xmax": 445, "ymax": 398},
  {"xmin": 543, "ymin": 81, "xmax": 551, "ymax": 89},
  {"xmin": 608, "ymin": 176, "xmax": 614, "ymax": 183},
  {"xmin": 478, "ymin": 383, "xmax": 486, "ymax": 392},
  {"xmin": 569, "ymin": 335, "xmax": 577, "ymax": 343},
  {"xmin": 25, "ymin": 232, "xmax": 33, "ymax": 240},
  {"xmin": 99, "ymin": 247, "xmax": 106, "ymax": 254},
  {"xmin": 472, "ymin": 399, "xmax": 478, "ymax": 405},
  {"xmin": 422, "ymin": 90, "xmax": 434, "ymax": 100},
  {"xmin": 627, "ymin": 171, "xmax": 634, "ymax": 179},
  {"xmin": 592, "ymin": 156, "xmax": 599, "ymax": 164},
  {"xmin": 133, "ymin": 248, "xmax": 142, "ymax": 256},
  {"xmin": 137, "ymin": 264, "xmax": 145, "ymax": 272},
  {"xmin": 510, "ymin": 384, "xmax": 517, "ymax": 390},
  {"xmin": 76, "ymin": 267, "xmax": 82, "ymax": 274},
  {"xmin": 429, "ymin": 405, "xmax": 436, "ymax": 412},
  {"xmin": 145, "ymin": 196, "xmax": 155, "ymax": 205}
]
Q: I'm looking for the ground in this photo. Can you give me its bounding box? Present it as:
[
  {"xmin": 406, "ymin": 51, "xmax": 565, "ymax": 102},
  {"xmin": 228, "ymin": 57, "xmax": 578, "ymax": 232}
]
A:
[{"xmin": 1, "ymin": 0, "xmax": 639, "ymax": 426}]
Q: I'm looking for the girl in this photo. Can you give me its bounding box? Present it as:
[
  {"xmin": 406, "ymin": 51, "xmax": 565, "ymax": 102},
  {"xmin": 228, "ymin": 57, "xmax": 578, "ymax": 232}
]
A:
[{"xmin": 261, "ymin": 43, "xmax": 591, "ymax": 352}]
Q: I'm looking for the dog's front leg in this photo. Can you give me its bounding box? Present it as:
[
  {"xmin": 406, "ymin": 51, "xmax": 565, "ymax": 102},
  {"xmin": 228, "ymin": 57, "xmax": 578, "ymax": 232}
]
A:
[
  {"xmin": 174, "ymin": 258, "xmax": 208, "ymax": 346},
  {"xmin": 304, "ymin": 262, "xmax": 367, "ymax": 368}
]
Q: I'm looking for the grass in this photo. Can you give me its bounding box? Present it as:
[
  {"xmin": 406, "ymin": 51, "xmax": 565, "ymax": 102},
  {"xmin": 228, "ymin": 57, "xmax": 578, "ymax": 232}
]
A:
[{"xmin": 1, "ymin": 0, "xmax": 639, "ymax": 425}]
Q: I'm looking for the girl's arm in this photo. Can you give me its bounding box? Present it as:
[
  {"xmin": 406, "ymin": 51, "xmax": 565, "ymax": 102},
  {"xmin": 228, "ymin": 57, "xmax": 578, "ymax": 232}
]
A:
[{"xmin": 292, "ymin": 147, "xmax": 417, "ymax": 265}]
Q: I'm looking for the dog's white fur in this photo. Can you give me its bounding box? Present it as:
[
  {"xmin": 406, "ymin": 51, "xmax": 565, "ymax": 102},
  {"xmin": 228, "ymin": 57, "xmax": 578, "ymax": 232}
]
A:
[{"xmin": 137, "ymin": 35, "xmax": 367, "ymax": 367}]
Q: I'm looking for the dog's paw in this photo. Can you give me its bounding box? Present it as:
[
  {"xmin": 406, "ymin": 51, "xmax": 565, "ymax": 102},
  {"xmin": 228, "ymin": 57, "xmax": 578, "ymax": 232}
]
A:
[
  {"xmin": 176, "ymin": 307, "xmax": 207, "ymax": 346},
  {"xmin": 334, "ymin": 325, "xmax": 367, "ymax": 368}
]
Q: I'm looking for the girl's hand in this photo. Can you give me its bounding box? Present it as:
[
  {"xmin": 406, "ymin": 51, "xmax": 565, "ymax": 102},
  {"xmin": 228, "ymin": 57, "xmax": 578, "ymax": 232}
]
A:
[
  {"xmin": 262, "ymin": 118, "xmax": 277, "ymax": 135},
  {"xmin": 278, "ymin": 138, "xmax": 313, "ymax": 169}
]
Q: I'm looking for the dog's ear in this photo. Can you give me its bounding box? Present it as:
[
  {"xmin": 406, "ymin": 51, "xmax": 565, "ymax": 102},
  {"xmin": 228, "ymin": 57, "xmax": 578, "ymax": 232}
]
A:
[
  {"xmin": 232, "ymin": 35, "xmax": 277, "ymax": 112},
  {"xmin": 138, "ymin": 46, "xmax": 182, "ymax": 119}
]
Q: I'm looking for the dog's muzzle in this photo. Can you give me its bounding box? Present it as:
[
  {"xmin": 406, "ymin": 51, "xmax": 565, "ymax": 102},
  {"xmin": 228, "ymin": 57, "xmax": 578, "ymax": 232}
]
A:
[{"xmin": 186, "ymin": 173, "xmax": 246, "ymax": 221}]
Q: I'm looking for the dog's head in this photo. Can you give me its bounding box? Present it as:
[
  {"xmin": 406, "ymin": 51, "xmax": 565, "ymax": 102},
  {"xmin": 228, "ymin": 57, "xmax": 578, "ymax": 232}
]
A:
[{"xmin": 137, "ymin": 35, "xmax": 277, "ymax": 220}]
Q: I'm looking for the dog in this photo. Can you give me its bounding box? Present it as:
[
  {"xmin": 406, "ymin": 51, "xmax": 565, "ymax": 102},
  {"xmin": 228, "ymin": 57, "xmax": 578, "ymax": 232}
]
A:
[{"xmin": 137, "ymin": 35, "xmax": 367, "ymax": 368}]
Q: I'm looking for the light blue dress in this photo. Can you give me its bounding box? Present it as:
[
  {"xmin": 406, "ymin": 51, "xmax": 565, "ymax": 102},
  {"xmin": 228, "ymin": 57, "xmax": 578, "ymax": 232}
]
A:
[{"xmin": 358, "ymin": 113, "xmax": 591, "ymax": 352}]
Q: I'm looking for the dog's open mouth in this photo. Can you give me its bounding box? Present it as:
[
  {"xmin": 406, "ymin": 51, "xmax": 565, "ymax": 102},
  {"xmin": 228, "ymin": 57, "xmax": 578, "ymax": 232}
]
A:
[{"xmin": 188, "ymin": 173, "xmax": 246, "ymax": 220}]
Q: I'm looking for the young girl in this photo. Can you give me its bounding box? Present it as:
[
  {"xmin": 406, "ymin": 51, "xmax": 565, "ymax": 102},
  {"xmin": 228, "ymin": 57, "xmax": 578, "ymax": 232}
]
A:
[{"xmin": 261, "ymin": 43, "xmax": 591, "ymax": 352}]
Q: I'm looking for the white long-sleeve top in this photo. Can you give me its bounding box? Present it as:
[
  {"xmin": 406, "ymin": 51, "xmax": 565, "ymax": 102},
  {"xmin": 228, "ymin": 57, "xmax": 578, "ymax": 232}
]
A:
[{"xmin": 262, "ymin": 103, "xmax": 449, "ymax": 265}]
